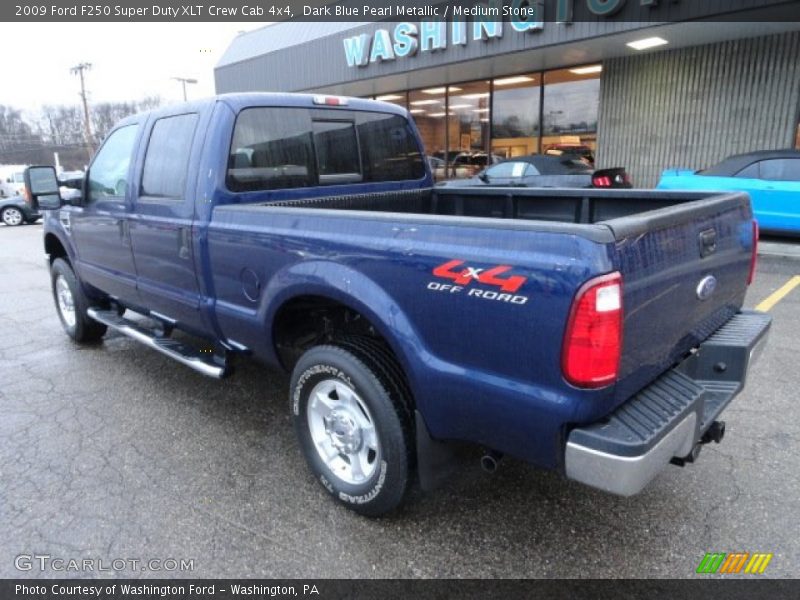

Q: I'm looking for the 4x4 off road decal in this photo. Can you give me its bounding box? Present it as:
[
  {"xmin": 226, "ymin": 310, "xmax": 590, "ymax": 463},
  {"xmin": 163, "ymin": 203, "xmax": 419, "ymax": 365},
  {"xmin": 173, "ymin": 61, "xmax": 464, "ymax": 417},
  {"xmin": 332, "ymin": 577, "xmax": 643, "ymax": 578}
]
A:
[{"xmin": 428, "ymin": 259, "xmax": 529, "ymax": 305}]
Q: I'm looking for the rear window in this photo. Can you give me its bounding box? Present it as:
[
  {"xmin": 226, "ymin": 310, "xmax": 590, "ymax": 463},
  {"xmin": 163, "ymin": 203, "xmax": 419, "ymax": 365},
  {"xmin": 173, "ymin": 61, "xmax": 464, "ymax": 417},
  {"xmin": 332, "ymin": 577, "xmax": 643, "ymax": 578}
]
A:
[
  {"xmin": 227, "ymin": 107, "xmax": 424, "ymax": 193},
  {"xmin": 313, "ymin": 120, "xmax": 361, "ymax": 182},
  {"xmin": 529, "ymin": 156, "xmax": 592, "ymax": 175}
]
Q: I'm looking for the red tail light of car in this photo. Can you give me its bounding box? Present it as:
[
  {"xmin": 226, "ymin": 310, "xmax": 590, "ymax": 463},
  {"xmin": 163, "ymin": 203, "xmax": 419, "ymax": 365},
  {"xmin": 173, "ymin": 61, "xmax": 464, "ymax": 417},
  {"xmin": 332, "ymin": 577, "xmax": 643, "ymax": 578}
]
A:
[
  {"xmin": 562, "ymin": 272, "xmax": 623, "ymax": 388},
  {"xmin": 592, "ymin": 174, "xmax": 612, "ymax": 188}
]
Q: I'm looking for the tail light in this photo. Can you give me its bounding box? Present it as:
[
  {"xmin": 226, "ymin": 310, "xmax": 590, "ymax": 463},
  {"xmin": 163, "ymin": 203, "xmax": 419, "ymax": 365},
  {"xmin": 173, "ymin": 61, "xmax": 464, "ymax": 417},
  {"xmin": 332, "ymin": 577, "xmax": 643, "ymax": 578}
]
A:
[
  {"xmin": 562, "ymin": 272, "xmax": 623, "ymax": 388},
  {"xmin": 23, "ymin": 186, "xmax": 32, "ymax": 206},
  {"xmin": 592, "ymin": 175, "xmax": 612, "ymax": 188},
  {"xmin": 313, "ymin": 95, "xmax": 348, "ymax": 106},
  {"xmin": 748, "ymin": 220, "xmax": 759, "ymax": 285}
]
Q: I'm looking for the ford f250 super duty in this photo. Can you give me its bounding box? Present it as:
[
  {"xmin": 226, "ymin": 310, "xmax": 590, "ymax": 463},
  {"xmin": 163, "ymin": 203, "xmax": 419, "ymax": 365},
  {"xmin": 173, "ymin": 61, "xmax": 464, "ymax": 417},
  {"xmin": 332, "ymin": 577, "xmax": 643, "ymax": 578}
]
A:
[{"xmin": 25, "ymin": 93, "xmax": 770, "ymax": 516}]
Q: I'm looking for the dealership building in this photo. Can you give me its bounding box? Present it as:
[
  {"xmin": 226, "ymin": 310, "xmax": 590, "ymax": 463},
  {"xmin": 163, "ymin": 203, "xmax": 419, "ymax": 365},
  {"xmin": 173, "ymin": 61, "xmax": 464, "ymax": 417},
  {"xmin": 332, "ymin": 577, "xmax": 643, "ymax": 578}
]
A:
[{"xmin": 215, "ymin": 2, "xmax": 800, "ymax": 186}]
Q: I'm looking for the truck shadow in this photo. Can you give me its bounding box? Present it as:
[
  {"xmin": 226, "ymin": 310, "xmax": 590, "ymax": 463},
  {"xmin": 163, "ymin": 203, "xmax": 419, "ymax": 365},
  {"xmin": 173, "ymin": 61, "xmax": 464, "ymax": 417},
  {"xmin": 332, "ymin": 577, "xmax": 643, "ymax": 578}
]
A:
[{"xmin": 91, "ymin": 330, "xmax": 731, "ymax": 578}]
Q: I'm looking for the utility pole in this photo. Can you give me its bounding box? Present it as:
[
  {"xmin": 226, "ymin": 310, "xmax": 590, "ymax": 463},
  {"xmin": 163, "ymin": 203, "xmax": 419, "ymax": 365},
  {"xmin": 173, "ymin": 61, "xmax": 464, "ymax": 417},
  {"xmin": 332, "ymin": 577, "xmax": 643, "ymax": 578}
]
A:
[
  {"xmin": 172, "ymin": 77, "xmax": 198, "ymax": 101},
  {"xmin": 70, "ymin": 62, "xmax": 94, "ymax": 157}
]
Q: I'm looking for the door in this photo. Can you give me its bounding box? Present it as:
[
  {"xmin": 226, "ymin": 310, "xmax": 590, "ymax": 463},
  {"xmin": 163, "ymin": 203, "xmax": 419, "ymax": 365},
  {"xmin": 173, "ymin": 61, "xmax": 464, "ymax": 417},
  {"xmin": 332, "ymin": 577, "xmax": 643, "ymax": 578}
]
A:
[
  {"xmin": 753, "ymin": 158, "xmax": 800, "ymax": 233},
  {"xmin": 69, "ymin": 123, "xmax": 140, "ymax": 303},
  {"xmin": 129, "ymin": 111, "xmax": 205, "ymax": 329}
]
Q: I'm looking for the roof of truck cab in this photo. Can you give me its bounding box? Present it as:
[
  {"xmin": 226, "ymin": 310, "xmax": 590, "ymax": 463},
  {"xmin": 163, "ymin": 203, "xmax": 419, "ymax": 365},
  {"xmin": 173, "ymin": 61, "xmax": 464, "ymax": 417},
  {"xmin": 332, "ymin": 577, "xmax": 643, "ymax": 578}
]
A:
[
  {"xmin": 112, "ymin": 93, "xmax": 407, "ymax": 130},
  {"xmin": 216, "ymin": 92, "xmax": 407, "ymax": 116}
]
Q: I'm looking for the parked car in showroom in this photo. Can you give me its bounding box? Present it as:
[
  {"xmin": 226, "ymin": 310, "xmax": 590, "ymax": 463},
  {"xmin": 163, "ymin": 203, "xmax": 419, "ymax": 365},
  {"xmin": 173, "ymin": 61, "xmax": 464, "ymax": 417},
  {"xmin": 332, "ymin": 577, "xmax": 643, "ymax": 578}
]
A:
[
  {"xmin": 657, "ymin": 149, "xmax": 800, "ymax": 235},
  {"xmin": 437, "ymin": 154, "xmax": 631, "ymax": 189}
]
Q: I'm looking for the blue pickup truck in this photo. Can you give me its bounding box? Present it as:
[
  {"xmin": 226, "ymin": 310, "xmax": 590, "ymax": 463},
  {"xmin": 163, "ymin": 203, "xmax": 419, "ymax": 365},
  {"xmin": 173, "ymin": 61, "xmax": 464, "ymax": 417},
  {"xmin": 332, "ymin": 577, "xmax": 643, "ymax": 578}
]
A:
[{"xmin": 25, "ymin": 94, "xmax": 770, "ymax": 516}]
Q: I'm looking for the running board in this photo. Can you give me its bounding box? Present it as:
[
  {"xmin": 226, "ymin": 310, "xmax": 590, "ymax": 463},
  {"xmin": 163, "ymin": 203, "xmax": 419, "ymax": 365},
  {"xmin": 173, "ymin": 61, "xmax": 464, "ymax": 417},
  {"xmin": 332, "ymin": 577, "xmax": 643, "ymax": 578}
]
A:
[{"xmin": 87, "ymin": 308, "xmax": 229, "ymax": 379}]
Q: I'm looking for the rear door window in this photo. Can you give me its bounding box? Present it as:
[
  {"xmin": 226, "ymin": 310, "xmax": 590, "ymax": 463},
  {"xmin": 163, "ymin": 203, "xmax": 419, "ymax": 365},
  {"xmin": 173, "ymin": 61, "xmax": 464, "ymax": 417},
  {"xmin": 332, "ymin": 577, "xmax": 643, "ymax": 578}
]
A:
[
  {"xmin": 141, "ymin": 113, "xmax": 198, "ymax": 198},
  {"xmin": 758, "ymin": 158, "xmax": 800, "ymax": 181},
  {"xmin": 735, "ymin": 162, "xmax": 760, "ymax": 178},
  {"xmin": 486, "ymin": 162, "xmax": 528, "ymax": 179}
]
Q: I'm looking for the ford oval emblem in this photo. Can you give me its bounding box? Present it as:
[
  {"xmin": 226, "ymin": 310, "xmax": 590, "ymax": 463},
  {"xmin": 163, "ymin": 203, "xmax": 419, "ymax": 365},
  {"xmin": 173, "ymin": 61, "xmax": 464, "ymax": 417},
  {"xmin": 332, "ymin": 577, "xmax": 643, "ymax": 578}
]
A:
[{"xmin": 696, "ymin": 275, "xmax": 717, "ymax": 301}]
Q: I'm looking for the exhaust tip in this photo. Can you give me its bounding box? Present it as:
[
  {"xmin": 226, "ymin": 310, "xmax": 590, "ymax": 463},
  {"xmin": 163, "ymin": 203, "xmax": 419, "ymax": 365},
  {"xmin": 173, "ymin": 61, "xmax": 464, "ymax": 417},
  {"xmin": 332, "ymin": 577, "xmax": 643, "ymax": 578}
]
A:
[{"xmin": 702, "ymin": 420, "xmax": 726, "ymax": 445}]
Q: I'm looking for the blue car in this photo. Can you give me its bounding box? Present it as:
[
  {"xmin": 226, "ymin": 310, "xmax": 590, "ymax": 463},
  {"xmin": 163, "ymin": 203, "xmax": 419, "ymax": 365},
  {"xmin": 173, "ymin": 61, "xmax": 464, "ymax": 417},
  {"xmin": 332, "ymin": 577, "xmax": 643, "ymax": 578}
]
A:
[{"xmin": 657, "ymin": 150, "xmax": 800, "ymax": 235}]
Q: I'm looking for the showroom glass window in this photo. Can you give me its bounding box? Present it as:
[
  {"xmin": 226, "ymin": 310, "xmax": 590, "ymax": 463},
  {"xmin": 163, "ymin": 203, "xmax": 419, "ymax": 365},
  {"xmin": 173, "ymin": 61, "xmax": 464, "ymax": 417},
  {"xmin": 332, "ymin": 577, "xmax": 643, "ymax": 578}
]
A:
[
  {"xmin": 375, "ymin": 92, "xmax": 408, "ymax": 110},
  {"xmin": 445, "ymin": 80, "xmax": 491, "ymax": 180},
  {"xmin": 491, "ymin": 74, "xmax": 541, "ymax": 160},
  {"xmin": 141, "ymin": 114, "xmax": 198, "ymax": 198},
  {"xmin": 409, "ymin": 88, "xmax": 447, "ymax": 180},
  {"xmin": 542, "ymin": 66, "xmax": 601, "ymax": 166}
]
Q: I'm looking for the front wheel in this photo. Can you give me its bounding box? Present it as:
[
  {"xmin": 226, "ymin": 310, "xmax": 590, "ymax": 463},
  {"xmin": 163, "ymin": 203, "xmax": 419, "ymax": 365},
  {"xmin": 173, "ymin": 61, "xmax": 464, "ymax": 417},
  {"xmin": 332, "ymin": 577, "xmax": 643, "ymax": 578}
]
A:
[
  {"xmin": 290, "ymin": 344, "xmax": 413, "ymax": 516},
  {"xmin": 1, "ymin": 206, "xmax": 24, "ymax": 226},
  {"xmin": 51, "ymin": 258, "xmax": 107, "ymax": 343}
]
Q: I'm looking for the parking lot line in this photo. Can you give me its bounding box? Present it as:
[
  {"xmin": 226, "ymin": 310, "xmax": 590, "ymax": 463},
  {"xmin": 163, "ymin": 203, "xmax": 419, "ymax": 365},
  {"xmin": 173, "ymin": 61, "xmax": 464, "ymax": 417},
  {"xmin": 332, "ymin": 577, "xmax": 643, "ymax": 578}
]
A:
[{"xmin": 755, "ymin": 275, "xmax": 800, "ymax": 312}]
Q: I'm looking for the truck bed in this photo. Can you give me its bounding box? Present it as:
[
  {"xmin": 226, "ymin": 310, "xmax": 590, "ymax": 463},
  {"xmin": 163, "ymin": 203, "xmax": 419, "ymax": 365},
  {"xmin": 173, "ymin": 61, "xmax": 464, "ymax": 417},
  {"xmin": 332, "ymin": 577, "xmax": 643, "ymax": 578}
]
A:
[
  {"xmin": 257, "ymin": 186, "xmax": 724, "ymax": 233},
  {"xmin": 209, "ymin": 185, "xmax": 754, "ymax": 468}
]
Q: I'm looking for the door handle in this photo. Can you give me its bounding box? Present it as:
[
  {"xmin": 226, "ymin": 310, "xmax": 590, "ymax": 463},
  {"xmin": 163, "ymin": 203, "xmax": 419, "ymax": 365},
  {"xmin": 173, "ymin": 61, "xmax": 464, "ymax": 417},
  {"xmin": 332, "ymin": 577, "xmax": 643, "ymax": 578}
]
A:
[
  {"xmin": 178, "ymin": 227, "xmax": 191, "ymax": 260},
  {"xmin": 118, "ymin": 219, "xmax": 132, "ymax": 246}
]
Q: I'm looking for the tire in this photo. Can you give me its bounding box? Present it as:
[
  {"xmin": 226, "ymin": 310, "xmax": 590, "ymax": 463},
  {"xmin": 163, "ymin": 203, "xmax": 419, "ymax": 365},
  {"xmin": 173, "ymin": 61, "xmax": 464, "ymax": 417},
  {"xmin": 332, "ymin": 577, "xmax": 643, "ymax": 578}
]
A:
[
  {"xmin": 1, "ymin": 206, "xmax": 25, "ymax": 227},
  {"xmin": 50, "ymin": 258, "xmax": 107, "ymax": 343},
  {"xmin": 291, "ymin": 344, "xmax": 414, "ymax": 517}
]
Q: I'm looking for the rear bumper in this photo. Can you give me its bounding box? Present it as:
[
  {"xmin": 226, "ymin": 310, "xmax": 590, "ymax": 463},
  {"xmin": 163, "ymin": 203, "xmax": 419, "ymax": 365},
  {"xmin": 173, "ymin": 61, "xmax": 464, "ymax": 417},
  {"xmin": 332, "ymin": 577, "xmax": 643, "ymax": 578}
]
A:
[{"xmin": 565, "ymin": 310, "xmax": 771, "ymax": 496}]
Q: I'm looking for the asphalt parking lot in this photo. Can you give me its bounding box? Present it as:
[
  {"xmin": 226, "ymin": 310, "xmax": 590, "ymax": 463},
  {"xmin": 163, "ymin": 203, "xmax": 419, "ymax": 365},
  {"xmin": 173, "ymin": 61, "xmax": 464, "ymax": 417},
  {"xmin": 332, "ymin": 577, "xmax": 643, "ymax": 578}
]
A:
[{"xmin": 1, "ymin": 223, "xmax": 798, "ymax": 579}]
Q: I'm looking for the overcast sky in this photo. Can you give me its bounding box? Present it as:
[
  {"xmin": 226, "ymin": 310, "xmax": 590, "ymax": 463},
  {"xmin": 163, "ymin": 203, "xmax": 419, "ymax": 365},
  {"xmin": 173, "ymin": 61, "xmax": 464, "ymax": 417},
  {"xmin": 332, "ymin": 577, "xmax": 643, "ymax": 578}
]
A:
[{"xmin": 0, "ymin": 23, "xmax": 264, "ymax": 112}]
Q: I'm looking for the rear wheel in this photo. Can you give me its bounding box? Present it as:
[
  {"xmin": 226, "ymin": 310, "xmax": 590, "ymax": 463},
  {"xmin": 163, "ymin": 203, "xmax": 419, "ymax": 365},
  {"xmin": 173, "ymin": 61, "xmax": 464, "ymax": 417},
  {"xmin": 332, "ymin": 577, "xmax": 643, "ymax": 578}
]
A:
[
  {"xmin": 1, "ymin": 207, "xmax": 24, "ymax": 226},
  {"xmin": 51, "ymin": 258, "xmax": 107, "ymax": 343},
  {"xmin": 291, "ymin": 344, "xmax": 413, "ymax": 516}
]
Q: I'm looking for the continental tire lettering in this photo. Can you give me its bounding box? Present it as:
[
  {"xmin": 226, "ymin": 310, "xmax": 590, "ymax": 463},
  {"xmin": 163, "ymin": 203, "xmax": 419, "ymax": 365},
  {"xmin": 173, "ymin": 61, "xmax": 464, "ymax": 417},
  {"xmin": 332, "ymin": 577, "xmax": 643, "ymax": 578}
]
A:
[
  {"xmin": 339, "ymin": 460, "xmax": 387, "ymax": 505},
  {"xmin": 293, "ymin": 365, "xmax": 341, "ymax": 415},
  {"xmin": 319, "ymin": 474, "xmax": 334, "ymax": 494}
]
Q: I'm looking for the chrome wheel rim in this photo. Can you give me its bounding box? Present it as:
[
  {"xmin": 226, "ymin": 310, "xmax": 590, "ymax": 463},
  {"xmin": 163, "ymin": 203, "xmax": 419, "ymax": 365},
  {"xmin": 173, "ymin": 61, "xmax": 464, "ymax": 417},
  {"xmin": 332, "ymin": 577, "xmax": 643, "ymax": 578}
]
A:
[
  {"xmin": 307, "ymin": 379, "xmax": 380, "ymax": 485},
  {"xmin": 55, "ymin": 275, "xmax": 77, "ymax": 328},
  {"xmin": 3, "ymin": 208, "xmax": 23, "ymax": 226}
]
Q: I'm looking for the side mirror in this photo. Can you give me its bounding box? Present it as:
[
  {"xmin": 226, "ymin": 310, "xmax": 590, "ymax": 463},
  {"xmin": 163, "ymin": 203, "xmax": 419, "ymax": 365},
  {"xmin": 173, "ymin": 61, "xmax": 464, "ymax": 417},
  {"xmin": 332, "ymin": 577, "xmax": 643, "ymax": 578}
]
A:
[
  {"xmin": 24, "ymin": 166, "xmax": 62, "ymax": 210},
  {"xmin": 479, "ymin": 172, "xmax": 490, "ymax": 183}
]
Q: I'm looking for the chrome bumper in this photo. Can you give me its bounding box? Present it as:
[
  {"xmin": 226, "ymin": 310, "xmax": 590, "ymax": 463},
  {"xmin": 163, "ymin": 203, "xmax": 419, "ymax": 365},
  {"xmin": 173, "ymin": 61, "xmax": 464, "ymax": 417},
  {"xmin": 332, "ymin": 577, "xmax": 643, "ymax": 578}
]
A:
[{"xmin": 565, "ymin": 310, "xmax": 771, "ymax": 496}]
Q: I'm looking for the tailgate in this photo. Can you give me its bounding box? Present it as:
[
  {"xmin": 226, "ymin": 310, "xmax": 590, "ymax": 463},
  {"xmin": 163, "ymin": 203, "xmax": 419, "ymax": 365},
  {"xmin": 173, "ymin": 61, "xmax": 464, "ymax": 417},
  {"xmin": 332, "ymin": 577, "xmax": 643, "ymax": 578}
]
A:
[{"xmin": 602, "ymin": 193, "xmax": 755, "ymax": 403}]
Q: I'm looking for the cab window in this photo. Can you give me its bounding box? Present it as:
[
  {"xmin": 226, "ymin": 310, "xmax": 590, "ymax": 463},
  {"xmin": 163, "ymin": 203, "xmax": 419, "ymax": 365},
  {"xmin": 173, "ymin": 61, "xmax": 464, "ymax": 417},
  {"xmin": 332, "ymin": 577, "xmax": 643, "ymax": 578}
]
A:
[
  {"xmin": 141, "ymin": 114, "xmax": 198, "ymax": 198},
  {"xmin": 88, "ymin": 125, "xmax": 138, "ymax": 199}
]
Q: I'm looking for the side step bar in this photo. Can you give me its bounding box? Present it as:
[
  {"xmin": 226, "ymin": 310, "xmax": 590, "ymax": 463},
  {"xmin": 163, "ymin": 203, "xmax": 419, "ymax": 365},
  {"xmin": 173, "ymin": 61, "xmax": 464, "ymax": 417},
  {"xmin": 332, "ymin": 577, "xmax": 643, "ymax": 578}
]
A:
[{"xmin": 87, "ymin": 308, "xmax": 229, "ymax": 379}]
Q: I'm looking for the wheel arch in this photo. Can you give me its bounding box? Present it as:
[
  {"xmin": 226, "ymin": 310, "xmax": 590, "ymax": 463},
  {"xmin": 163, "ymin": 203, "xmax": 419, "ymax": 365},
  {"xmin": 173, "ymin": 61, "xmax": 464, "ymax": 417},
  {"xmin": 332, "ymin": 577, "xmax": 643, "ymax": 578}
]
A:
[
  {"xmin": 44, "ymin": 231, "xmax": 71, "ymax": 265},
  {"xmin": 265, "ymin": 263, "xmax": 425, "ymax": 404}
]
